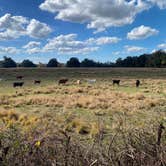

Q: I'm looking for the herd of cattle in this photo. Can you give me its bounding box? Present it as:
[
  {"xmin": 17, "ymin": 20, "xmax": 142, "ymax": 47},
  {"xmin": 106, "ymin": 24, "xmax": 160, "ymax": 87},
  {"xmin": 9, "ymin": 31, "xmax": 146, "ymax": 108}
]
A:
[{"xmin": 12, "ymin": 76, "xmax": 141, "ymax": 88}]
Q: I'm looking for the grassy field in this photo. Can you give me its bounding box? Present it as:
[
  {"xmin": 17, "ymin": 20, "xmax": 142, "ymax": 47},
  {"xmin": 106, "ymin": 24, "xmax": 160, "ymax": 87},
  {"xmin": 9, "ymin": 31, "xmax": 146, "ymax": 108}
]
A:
[{"xmin": 0, "ymin": 68, "xmax": 166, "ymax": 165}]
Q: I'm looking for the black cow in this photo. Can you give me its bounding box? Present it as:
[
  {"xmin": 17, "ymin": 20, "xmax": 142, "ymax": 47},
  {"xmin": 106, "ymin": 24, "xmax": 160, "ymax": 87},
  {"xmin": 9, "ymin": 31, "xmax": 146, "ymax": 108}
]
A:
[
  {"xmin": 136, "ymin": 80, "xmax": 140, "ymax": 88},
  {"xmin": 58, "ymin": 79, "xmax": 68, "ymax": 85},
  {"xmin": 113, "ymin": 80, "xmax": 120, "ymax": 86},
  {"xmin": 34, "ymin": 80, "xmax": 41, "ymax": 84},
  {"xmin": 13, "ymin": 82, "xmax": 24, "ymax": 88}
]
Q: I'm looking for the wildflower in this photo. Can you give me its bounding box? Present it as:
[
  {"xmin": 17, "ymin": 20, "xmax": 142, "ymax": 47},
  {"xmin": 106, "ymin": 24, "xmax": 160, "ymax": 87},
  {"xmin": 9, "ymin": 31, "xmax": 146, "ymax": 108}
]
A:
[{"xmin": 35, "ymin": 141, "xmax": 41, "ymax": 147}]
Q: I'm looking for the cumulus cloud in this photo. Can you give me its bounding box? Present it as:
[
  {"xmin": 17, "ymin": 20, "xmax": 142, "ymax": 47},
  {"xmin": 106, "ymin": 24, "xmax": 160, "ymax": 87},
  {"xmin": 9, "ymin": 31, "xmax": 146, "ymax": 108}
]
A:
[
  {"xmin": 22, "ymin": 41, "xmax": 42, "ymax": 54},
  {"xmin": 22, "ymin": 34, "xmax": 120, "ymax": 55},
  {"xmin": 0, "ymin": 14, "xmax": 28, "ymax": 40},
  {"xmin": 87, "ymin": 37, "xmax": 121, "ymax": 45},
  {"xmin": 125, "ymin": 45, "xmax": 146, "ymax": 53},
  {"xmin": 43, "ymin": 34, "xmax": 99, "ymax": 55},
  {"xmin": 25, "ymin": 47, "xmax": 42, "ymax": 54},
  {"xmin": 127, "ymin": 25, "xmax": 159, "ymax": 40},
  {"xmin": 0, "ymin": 46, "xmax": 20, "ymax": 54},
  {"xmin": 39, "ymin": 0, "xmax": 166, "ymax": 33},
  {"xmin": 27, "ymin": 19, "xmax": 52, "ymax": 38},
  {"xmin": 0, "ymin": 13, "xmax": 52, "ymax": 41},
  {"xmin": 23, "ymin": 41, "xmax": 41, "ymax": 49}
]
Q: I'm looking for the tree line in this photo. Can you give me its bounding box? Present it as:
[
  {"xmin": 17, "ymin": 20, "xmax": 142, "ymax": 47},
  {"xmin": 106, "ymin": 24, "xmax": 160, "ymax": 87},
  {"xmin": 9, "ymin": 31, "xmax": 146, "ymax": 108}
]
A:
[{"xmin": 0, "ymin": 50, "xmax": 165, "ymax": 68}]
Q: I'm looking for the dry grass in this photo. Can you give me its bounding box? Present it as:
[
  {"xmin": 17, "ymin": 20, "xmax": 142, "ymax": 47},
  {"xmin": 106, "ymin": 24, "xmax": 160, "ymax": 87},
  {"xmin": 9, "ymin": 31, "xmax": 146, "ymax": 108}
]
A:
[{"xmin": 0, "ymin": 68, "xmax": 165, "ymax": 165}]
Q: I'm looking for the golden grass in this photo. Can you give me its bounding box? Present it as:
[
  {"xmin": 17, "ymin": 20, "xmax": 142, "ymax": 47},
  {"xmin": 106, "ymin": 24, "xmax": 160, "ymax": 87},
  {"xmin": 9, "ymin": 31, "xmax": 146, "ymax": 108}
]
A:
[{"xmin": 0, "ymin": 78, "xmax": 165, "ymax": 137}]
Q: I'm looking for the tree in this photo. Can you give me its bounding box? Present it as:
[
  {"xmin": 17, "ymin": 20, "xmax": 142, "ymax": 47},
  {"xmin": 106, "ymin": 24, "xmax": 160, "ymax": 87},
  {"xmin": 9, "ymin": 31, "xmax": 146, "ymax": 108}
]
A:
[
  {"xmin": 80, "ymin": 59, "xmax": 96, "ymax": 67},
  {"xmin": 20, "ymin": 59, "xmax": 37, "ymax": 67},
  {"xmin": 47, "ymin": 58, "xmax": 58, "ymax": 67},
  {"xmin": 66, "ymin": 57, "xmax": 80, "ymax": 67},
  {"xmin": 1, "ymin": 56, "xmax": 17, "ymax": 68}
]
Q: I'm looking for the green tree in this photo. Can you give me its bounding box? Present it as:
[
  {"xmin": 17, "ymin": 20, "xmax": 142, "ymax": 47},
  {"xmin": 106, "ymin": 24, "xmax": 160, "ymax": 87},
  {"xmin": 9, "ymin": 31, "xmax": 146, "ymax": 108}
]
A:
[
  {"xmin": 1, "ymin": 56, "xmax": 17, "ymax": 68},
  {"xmin": 47, "ymin": 58, "xmax": 58, "ymax": 67},
  {"xmin": 66, "ymin": 57, "xmax": 80, "ymax": 67},
  {"xmin": 80, "ymin": 59, "xmax": 96, "ymax": 67},
  {"xmin": 20, "ymin": 59, "xmax": 36, "ymax": 67}
]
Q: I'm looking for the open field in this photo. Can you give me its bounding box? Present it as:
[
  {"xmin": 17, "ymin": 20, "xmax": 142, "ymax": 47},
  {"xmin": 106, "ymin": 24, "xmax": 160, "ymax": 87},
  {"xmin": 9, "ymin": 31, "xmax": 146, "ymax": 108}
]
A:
[{"xmin": 0, "ymin": 68, "xmax": 166, "ymax": 165}]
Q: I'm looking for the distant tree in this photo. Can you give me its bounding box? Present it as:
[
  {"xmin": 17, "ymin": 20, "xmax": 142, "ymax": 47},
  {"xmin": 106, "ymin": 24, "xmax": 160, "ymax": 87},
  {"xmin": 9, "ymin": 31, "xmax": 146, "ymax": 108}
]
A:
[
  {"xmin": 115, "ymin": 58, "xmax": 123, "ymax": 67},
  {"xmin": 1, "ymin": 56, "xmax": 17, "ymax": 68},
  {"xmin": 20, "ymin": 59, "xmax": 37, "ymax": 67},
  {"xmin": 114, "ymin": 50, "xmax": 166, "ymax": 68},
  {"xmin": 148, "ymin": 50, "xmax": 166, "ymax": 67},
  {"xmin": 66, "ymin": 57, "xmax": 80, "ymax": 67},
  {"xmin": 80, "ymin": 59, "xmax": 96, "ymax": 67},
  {"xmin": 47, "ymin": 58, "xmax": 58, "ymax": 67}
]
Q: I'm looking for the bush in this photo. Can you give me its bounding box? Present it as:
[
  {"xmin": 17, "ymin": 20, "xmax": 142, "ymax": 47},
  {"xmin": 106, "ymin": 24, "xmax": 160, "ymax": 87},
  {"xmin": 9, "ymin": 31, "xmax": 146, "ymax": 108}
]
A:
[{"xmin": 0, "ymin": 122, "xmax": 165, "ymax": 166}]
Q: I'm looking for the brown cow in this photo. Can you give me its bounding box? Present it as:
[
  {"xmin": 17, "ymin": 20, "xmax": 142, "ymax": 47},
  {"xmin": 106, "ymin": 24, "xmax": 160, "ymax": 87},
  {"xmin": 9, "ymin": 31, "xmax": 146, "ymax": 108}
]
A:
[
  {"xmin": 16, "ymin": 76, "xmax": 23, "ymax": 79},
  {"xmin": 58, "ymin": 79, "xmax": 68, "ymax": 85},
  {"xmin": 113, "ymin": 80, "xmax": 120, "ymax": 86}
]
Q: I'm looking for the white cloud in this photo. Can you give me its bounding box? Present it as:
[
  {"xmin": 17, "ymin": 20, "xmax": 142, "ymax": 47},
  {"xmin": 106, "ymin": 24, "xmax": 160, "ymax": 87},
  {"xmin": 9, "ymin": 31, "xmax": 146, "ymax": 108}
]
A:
[
  {"xmin": 0, "ymin": 13, "xmax": 52, "ymax": 40},
  {"xmin": 27, "ymin": 19, "xmax": 52, "ymax": 38},
  {"xmin": 158, "ymin": 43, "xmax": 166, "ymax": 49},
  {"xmin": 0, "ymin": 13, "xmax": 27, "ymax": 40},
  {"xmin": 148, "ymin": 0, "xmax": 166, "ymax": 9},
  {"xmin": 112, "ymin": 51, "xmax": 121, "ymax": 56},
  {"xmin": 127, "ymin": 25, "xmax": 159, "ymax": 40},
  {"xmin": 39, "ymin": 0, "xmax": 151, "ymax": 33},
  {"xmin": 125, "ymin": 45, "xmax": 146, "ymax": 53},
  {"xmin": 0, "ymin": 46, "xmax": 20, "ymax": 54},
  {"xmin": 22, "ymin": 41, "xmax": 42, "ymax": 54},
  {"xmin": 23, "ymin": 41, "xmax": 41, "ymax": 49},
  {"xmin": 22, "ymin": 34, "xmax": 120, "ymax": 55},
  {"xmin": 25, "ymin": 47, "xmax": 42, "ymax": 54},
  {"xmin": 87, "ymin": 37, "xmax": 121, "ymax": 45},
  {"xmin": 43, "ymin": 34, "xmax": 99, "ymax": 55},
  {"xmin": 42, "ymin": 34, "xmax": 121, "ymax": 55}
]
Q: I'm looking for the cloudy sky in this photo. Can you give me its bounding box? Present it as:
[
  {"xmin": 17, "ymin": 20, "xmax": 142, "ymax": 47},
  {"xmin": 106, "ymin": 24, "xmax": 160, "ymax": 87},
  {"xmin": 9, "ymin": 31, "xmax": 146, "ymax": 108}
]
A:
[{"xmin": 0, "ymin": 0, "xmax": 166, "ymax": 63}]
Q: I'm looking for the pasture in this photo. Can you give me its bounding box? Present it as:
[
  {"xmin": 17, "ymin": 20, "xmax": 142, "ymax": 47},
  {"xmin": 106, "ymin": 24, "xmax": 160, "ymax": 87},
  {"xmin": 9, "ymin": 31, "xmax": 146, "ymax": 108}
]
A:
[{"xmin": 0, "ymin": 68, "xmax": 166, "ymax": 165}]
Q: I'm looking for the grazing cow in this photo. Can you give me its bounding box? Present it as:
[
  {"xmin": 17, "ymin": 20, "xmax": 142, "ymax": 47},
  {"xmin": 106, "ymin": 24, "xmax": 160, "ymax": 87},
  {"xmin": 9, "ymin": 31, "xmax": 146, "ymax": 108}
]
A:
[
  {"xmin": 16, "ymin": 76, "xmax": 23, "ymax": 80},
  {"xmin": 13, "ymin": 82, "xmax": 24, "ymax": 88},
  {"xmin": 136, "ymin": 80, "xmax": 140, "ymax": 88},
  {"xmin": 34, "ymin": 80, "xmax": 41, "ymax": 84},
  {"xmin": 113, "ymin": 80, "xmax": 120, "ymax": 86},
  {"xmin": 58, "ymin": 79, "xmax": 68, "ymax": 85},
  {"xmin": 77, "ymin": 80, "xmax": 81, "ymax": 85},
  {"xmin": 87, "ymin": 79, "xmax": 96, "ymax": 84}
]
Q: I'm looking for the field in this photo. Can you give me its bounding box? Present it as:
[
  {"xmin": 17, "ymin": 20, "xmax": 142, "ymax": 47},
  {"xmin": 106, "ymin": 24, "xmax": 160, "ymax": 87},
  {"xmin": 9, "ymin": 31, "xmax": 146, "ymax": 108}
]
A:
[{"xmin": 0, "ymin": 68, "xmax": 166, "ymax": 166}]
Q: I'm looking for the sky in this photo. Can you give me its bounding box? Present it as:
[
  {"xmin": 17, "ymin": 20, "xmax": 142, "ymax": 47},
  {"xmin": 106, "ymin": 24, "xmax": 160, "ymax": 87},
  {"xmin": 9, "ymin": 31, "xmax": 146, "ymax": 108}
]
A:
[{"xmin": 0, "ymin": 0, "xmax": 166, "ymax": 63}]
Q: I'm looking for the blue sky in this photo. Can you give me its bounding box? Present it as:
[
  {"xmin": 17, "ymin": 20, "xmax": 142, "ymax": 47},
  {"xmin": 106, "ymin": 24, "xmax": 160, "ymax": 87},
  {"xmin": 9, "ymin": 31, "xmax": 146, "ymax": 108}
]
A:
[{"xmin": 0, "ymin": 0, "xmax": 166, "ymax": 63}]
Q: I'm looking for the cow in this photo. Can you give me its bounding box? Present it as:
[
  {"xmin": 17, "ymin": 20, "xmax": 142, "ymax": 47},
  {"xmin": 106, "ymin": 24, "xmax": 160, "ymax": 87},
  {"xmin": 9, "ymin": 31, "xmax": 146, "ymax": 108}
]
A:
[
  {"xmin": 113, "ymin": 80, "xmax": 120, "ymax": 86},
  {"xmin": 34, "ymin": 80, "xmax": 41, "ymax": 84},
  {"xmin": 58, "ymin": 79, "xmax": 68, "ymax": 85},
  {"xmin": 76, "ymin": 80, "xmax": 81, "ymax": 85},
  {"xmin": 13, "ymin": 82, "xmax": 24, "ymax": 88},
  {"xmin": 16, "ymin": 76, "xmax": 23, "ymax": 80},
  {"xmin": 87, "ymin": 79, "xmax": 96, "ymax": 84},
  {"xmin": 136, "ymin": 80, "xmax": 140, "ymax": 88}
]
